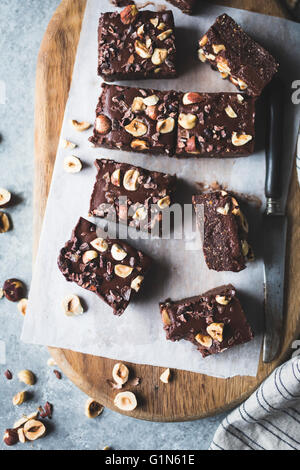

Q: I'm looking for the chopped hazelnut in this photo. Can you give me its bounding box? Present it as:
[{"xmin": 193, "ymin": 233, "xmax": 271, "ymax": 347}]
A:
[
  {"xmin": 216, "ymin": 57, "xmax": 231, "ymax": 75},
  {"xmin": 125, "ymin": 119, "xmax": 147, "ymax": 137},
  {"xmin": 123, "ymin": 169, "xmax": 140, "ymax": 191},
  {"xmin": 112, "ymin": 362, "xmax": 129, "ymax": 385},
  {"xmin": 215, "ymin": 295, "xmax": 230, "ymax": 306},
  {"xmin": 216, "ymin": 203, "xmax": 230, "ymax": 215},
  {"xmin": 157, "ymin": 196, "xmax": 170, "ymax": 209},
  {"xmin": 151, "ymin": 48, "xmax": 167, "ymax": 65},
  {"xmin": 225, "ymin": 105, "xmax": 237, "ymax": 118},
  {"xmin": 131, "ymin": 139, "xmax": 149, "ymax": 150},
  {"xmin": 157, "ymin": 22, "xmax": 166, "ymax": 30},
  {"xmin": 199, "ymin": 35, "xmax": 208, "ymax": 47},
  {"xmin": 0, "ymin": 188, "xmax": 11, "ymax": 206},
  {"xmin": 232, "ymin": 132, "xmax": 252, "ymax": 146},
  {"xmin": 206, "ymin": 322, "xmax": 224, "ymax": 342},
  {"xmin": 161, "ymin": 308, "xmax": 171, "ymax": 325},
  {"xmin": 85, "ymin": 398, "xmax": 104, "ymax": 418},
  {"xmin": 156, "ymin": 117, "xmax": 174, "ymax": 134},
  {"xmin": 143, "ymin": 94, "xmax": 159, "ymax": 106},
  {"xmin": 70, "ymin": 119, "xmax": 91, "ymax": 132},
  {"xmin": 61, "ymin": 139, "xmax": 76, "ymax": 149},
  {"xmin": 114, "ymin": 265, "xmax": 133, "ymax": 278},
  {"xmin": 62, "ymin": 294, "xmax": 84, "ymax": 316},
  {"xmin": 17, "ymin": 428, "xmax": 26, "ymax": 444},
  {"xmin": 134, "ymin": 40, "xmax": 151, "ymax": 59},
  {"xmin": 111, "ymin": 169, "xmax": 121, "ymax": 187},
  {"xmin": 195, "ymin": 334, "xmax": 213, "ymax": 348},
  {"xmin": 111, "ymin": 244, "xmax": 127, "ymax": 261},
  {"xmin": 160, "ymin": 368, "xmax": 171, "ymax": 384},
  {"xmin": 17, "ymin": 298, "xmax": 28, "ymax": 316},
  {"xmin": 82, "ymin": 250, "xmax": 98, "ymax": 264},
  {"xmin": 212, "ymin": 44, "xmax": 226, "ymax": 54},
  {"xmin": 0, "ymin": 211, "xmax": 10, "ymax": 233},
  {"xmin": 12, "ymin": 391, "xmax": 27, "ymax": 406},
  {"xmin": 91, "ymin": 237, "xmax": 108, "ymax": 252},
  {"xmin": 63, "ymin": 155, "xmax": 82, "ymax": 173},
  {"xmin": 157, "ymin": 29, "xmax": 172, "ymax": 41},
  {"xmin": 178, "ymin": 113, "xmax": 197, "ymax": 130},
  {"xmin": 130, "ymin": 275, "xmax": 144, "ymax": 292},
  {"xmin": 131, "ymin": 96, "xmax": 146, "ymax": 113},
  {"xmin": 150, "ymin": 17, "xmax": 159, "ymax": 27},
  {"xmin": 18, "ymin": 369, "xmax": 35, "ymax": 386},
  {"xmin": 23, "ymin": 419, "xmax": 46, "ymax": 441},
  {"xmin": 114, "ymin": 391, "xmax": 137, "ymax": 411}
]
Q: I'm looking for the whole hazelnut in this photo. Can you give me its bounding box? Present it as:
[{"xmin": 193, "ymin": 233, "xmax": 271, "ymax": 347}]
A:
[
  {"xmin": 3, "ymin": 428, "xmax": 19, "ymax": 446},
  {"xmin": 3, "ymin": 278, "xmax": 25, "ymax": 302}
]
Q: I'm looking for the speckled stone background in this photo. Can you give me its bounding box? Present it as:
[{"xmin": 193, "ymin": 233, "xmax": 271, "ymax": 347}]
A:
[{"xmin": 0, "ymin": 0, "xmax": 225, "ymax": 450}]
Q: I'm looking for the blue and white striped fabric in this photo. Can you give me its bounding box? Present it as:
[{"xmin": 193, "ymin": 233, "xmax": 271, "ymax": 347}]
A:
[{"xmin": 210, "ymin": 356, "xmax": 300, "ymax": 450}]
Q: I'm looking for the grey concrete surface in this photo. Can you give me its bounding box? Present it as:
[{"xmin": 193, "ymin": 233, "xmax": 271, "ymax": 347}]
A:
[{"xmin": 0, "ymin": 0, "xmax": 225, "ymax": 450}]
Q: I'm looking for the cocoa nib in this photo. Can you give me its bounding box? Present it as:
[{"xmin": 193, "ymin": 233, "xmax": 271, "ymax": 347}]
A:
[
  {"xmin": 38, "ymin": 401, "xmax": 53, "ymax": 419},
  {"xmin": 4, "ymin": 369, "xmax": 13, "ymax": 380},
  {"xmin": 53, "ymin": 370, "xmax": 62, "ymax": 380}
]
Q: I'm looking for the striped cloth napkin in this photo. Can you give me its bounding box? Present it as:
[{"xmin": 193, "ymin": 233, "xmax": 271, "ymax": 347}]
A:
[{"xmin": 210, "ymin": 356, "xmax": 300, "ymax": 450}]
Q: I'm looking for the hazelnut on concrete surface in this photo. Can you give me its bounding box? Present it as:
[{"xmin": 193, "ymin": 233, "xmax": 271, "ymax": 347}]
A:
[
  {"xmin": 23, "ymin": 419, "xmax": 46, "ymax": 441},
  {"xmin": 17, "ymin": 369, "xmax": 36, "ymax": 386},
  {"xmin": 85, "ymin": 398, "xmax": 104, "ymax": 418},
  {"xmin": 0, "ymin": 188, "xmax": 11, "ymax": 206},
  {"xmin": 3, "ymin": 278, "xmax": 25, "ymax": 302},
  {"xmin": 3, "ymin": 428, "xmax": 19, "ymax": 446},
  {"xmin": 17, "ymin": 298, "xmax": 28, "ymax": 316}
]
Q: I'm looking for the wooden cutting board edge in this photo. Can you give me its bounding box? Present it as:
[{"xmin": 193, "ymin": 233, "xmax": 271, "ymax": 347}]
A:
[{"xmin": 34, "ymin": 0, "xmax": 300, "ymax": 422}]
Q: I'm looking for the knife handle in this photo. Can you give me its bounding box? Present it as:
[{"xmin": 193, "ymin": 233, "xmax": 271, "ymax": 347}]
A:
[{"xmin": 265, "ymin": 77, "xmax": 284, "ymax": 199}]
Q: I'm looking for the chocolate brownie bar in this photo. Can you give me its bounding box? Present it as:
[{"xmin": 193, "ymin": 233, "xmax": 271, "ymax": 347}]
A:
[
  {"xmin": 192, "ymin": 191, "xmax": 254, "ymax": 272},
  {"xmin": 176, "ymin": 91, "xmax": 255, "ymax": 157},
  {"xmin": 198, "ymin": 13, "xmax": 279, "ymax": 96},
  {"xmin": 98, "ymin": 6, "xmax": 177, "ymax": 81},
  {"xmin": 58, "ymin": 217, "xmax": 152, "ymax": 316},
  {"xmin": 89, "ymin": 84, "xmax": 179, "ymax": 156},
  {"xmin": 159, "ymin": 284, "xmax": 254, "ymax": 358},
  {"xmin": 166, "ymin": 0, "xmax": 196, "ymax": 15},
  {"xmin": 89, "ymin": 159, "xmax": 177, "ymax": 234}
]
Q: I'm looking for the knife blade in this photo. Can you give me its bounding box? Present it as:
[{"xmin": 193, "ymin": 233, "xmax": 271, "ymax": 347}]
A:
[{"xmin": 263, "ymin": 77, "xmax": 286, "ymax": 363}]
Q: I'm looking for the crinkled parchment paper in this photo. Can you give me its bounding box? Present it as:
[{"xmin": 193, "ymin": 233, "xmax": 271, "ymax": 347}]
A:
[{"xmin": 22, "ymin": 0, "xmax": 300, "ymax": 377}]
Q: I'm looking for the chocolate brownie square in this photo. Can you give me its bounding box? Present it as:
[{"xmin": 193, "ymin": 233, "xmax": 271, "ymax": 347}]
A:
[
  {"xmin": 192, "ymin": 191, "xmax": 254, "ymax": 272},
  {"xmin": 98, "ymin": 6, "xmax": 177, "ymax": 81},
  {"xmin": 176, "ymin": 91, "xmax": 256, "ymax": 157},
  {"xmin": 198, "ymin": 13, "xmax": 279, "ymax": 96},
  {"xmin": 160, "ymin": 284, "xmax": 254, "ymax": 357},
  {"xmin": 89, "ymin": 159, "xmax": 177, "ymax": 234},
  {"xmin": 58, "ymin": 217, "xmax": 152, "ymax": 316},
  {"xmin": 89, "ymin": 83, "xmax": 179, "ymax": 156}
]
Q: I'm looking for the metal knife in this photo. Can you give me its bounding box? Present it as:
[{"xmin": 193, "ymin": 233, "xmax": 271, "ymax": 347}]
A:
[{"xmin": 263, "ymin": 77, "xmax": 287, "ymax": 363}]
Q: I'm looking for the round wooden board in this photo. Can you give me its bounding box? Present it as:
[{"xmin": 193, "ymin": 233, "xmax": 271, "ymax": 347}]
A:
[{"xmin": 34, "ymin": 0, "xmax": 300, "ymax": 421}]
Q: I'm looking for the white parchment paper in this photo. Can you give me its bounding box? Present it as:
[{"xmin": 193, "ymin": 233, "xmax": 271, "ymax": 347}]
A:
[{"xmin": 22, "ymin": 0, "xmax": 300, "ymax": 377}]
